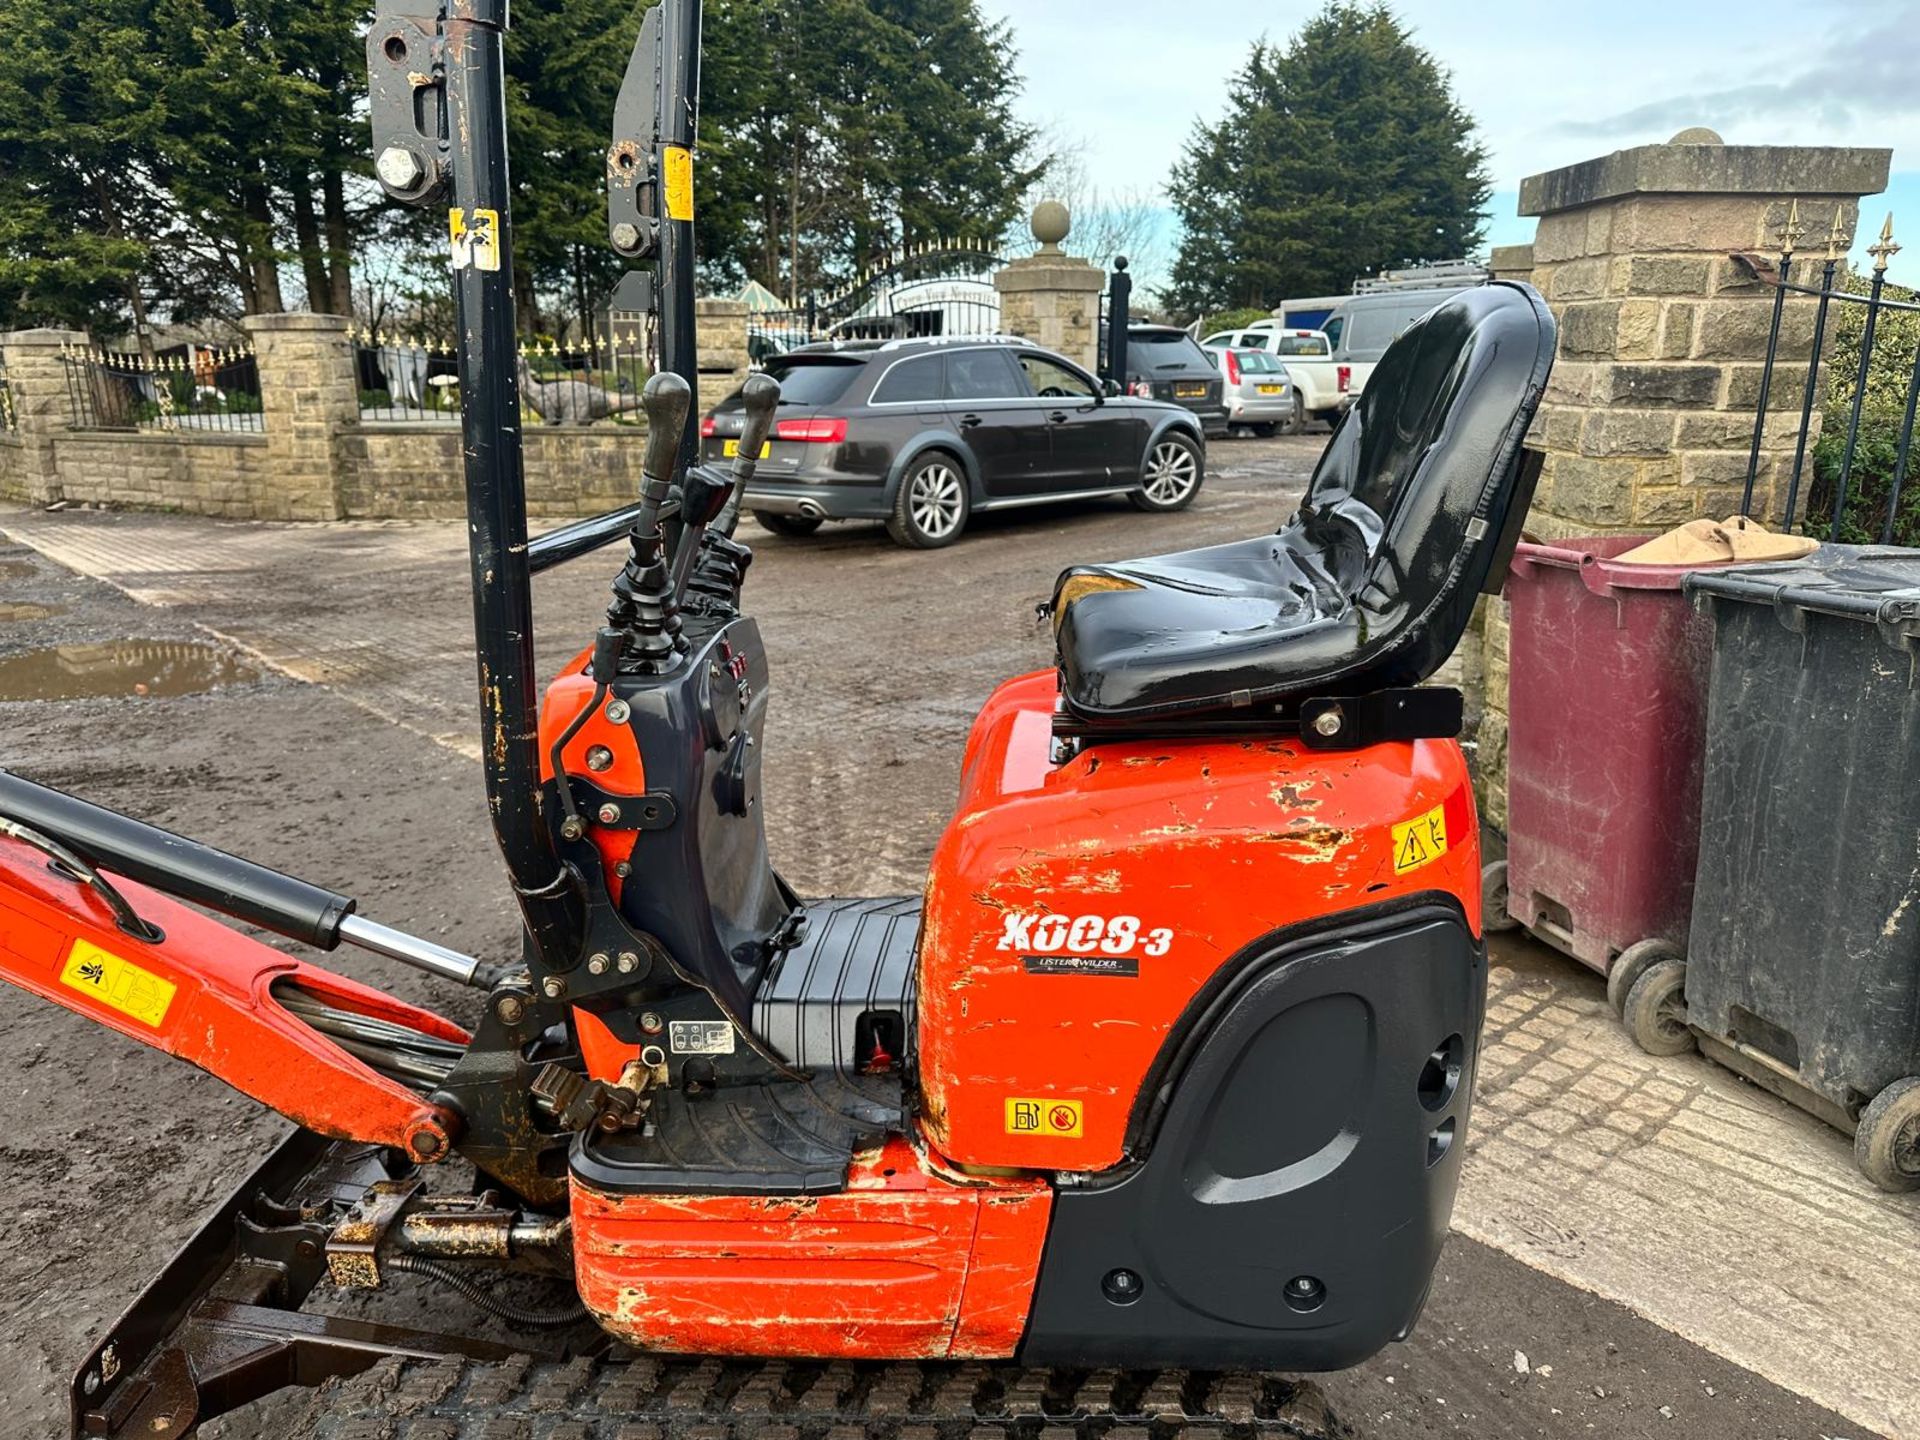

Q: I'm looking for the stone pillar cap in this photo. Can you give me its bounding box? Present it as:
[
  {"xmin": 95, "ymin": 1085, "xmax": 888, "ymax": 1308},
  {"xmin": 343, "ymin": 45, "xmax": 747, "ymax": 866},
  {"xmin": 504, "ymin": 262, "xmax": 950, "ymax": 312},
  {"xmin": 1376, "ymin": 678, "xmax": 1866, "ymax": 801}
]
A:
[
  {"xmin": 1, "ymin": 327, "xmax": 91, "ymax": 344},
  {"xmin": 1520, "ymin": 142, "xmax": 1891, "ymax": 216},
  {"xmin": 242, "ymin": 311, "xmax": 352, "ymax": 333}
]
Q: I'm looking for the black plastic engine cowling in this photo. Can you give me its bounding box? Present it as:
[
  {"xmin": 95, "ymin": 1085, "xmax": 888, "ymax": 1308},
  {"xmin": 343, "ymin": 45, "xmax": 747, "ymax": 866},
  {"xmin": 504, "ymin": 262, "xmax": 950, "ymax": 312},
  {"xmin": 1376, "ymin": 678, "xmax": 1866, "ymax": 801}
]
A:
[{"xmin": 1019, "ymin": 900, "xmax": 1483, "ymax": 1371}]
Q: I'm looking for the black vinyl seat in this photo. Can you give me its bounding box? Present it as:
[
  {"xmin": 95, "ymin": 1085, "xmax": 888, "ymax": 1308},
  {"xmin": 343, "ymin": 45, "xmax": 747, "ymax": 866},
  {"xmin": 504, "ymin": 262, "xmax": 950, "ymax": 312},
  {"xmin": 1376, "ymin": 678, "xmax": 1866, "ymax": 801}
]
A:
[{"xmin": 1052, "ymin": 281, "xmax": 1555, "ymax": 727}]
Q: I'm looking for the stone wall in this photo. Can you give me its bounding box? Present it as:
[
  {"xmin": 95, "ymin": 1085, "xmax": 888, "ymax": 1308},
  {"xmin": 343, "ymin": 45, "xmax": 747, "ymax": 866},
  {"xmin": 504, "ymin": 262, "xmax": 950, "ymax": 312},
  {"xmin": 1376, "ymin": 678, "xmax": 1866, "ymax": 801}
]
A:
[
  {"xmin": 0, "ymin": 308, "xmax": 773, "ymax": 522},
  {"xmin": 343, "ymin": 423, "xmax": 659, "ymax": 520},
  {"xmin": 1471, "ymin": 132, "xmax": 1892, "ymax": 830}
]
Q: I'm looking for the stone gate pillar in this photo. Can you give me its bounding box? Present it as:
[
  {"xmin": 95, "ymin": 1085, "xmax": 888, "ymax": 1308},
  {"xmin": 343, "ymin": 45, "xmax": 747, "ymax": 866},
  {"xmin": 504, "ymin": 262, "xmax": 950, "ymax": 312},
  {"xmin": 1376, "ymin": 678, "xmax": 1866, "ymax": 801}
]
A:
[
  {"xmin": 1477, "ymin": 130, "xmax": 1891, "ymax": 830},
  {"xmin": 994, "ymin": 202, "xmax": 1106, "ymax": 371},
  {"xmin": 0, "ymin": 328, "xmax": 89, "ymax": 506},
  {"xmin": 244, "ymin": 312, "xmax": 358, "ymax": 520}
]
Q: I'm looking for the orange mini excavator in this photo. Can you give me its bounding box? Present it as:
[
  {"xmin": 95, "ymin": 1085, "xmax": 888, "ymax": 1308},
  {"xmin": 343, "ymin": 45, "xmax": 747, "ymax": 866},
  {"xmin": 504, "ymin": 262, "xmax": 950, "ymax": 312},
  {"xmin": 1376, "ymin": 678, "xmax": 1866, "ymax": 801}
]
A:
[{"xmin": 0, "ymin": 1, "xmax": 1552, "ymax": 1435}]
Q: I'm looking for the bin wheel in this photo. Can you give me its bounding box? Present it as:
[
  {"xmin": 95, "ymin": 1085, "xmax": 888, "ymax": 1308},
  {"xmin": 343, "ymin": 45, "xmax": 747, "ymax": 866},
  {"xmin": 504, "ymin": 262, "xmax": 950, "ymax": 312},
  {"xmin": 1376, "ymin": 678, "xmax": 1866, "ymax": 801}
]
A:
[
  {"xmin": 1480, "ymin": 860, "xmax": 1519, "ymax": 933},
  {"xmin": 1854, "ymin": 1077, "xmax": 1920, "ymax": 1193},
  {"xmin": 1607, "ymin": 938, "xmax": 1683, "ymax": 1019},
  {"xmin": 1622, "ymin": 958, "xmax": 1694, "ymax": 1057}
]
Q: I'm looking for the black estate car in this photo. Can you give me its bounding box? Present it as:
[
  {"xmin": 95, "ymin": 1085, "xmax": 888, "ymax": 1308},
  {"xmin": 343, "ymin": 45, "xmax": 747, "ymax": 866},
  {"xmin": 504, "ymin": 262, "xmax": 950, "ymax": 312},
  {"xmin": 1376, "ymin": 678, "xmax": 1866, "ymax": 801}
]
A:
[
  {"xmin": 699, "ymin": 338, "xmax": 1207, "ymax": 549},
  {"xmin": 1112, "ymin": 323, "xmax": 1230, "ymax": 439}
]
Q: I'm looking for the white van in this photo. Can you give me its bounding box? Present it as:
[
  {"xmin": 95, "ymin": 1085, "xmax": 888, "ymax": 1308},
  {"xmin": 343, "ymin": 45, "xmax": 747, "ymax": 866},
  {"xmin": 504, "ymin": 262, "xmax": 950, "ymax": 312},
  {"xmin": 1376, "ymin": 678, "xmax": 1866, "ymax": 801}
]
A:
[{"xmin": 1317, "ymin": 287, "xmax": 1479, "ymax": 399}]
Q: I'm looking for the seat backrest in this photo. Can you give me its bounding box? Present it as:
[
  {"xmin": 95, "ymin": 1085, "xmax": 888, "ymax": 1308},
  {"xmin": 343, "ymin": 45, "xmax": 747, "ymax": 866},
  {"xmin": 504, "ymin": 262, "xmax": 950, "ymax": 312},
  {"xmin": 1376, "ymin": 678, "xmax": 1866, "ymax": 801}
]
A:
[{"xmin": 1291, "ymin": 280, "xmax": 1554, "ymax": 687}]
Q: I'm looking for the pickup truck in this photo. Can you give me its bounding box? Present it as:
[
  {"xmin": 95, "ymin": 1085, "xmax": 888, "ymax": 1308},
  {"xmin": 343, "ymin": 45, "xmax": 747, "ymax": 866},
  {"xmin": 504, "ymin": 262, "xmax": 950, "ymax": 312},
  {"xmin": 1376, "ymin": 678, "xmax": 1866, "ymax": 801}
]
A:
[{"xmin": 1196, "ymin": 324, "xmax": 1351, "ymax": 432}]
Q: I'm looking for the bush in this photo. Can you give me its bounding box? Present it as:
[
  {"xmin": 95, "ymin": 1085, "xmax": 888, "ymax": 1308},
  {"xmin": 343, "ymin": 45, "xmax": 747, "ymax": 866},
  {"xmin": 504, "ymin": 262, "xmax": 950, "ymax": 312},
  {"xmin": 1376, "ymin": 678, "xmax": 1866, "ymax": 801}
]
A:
[
  {"xmin": 1194, "ymin": 305, "xmax": 1274, "ymax": 335},
  {"xmin": 360, "ymin": 388, "xmax": 395, "ymax": 410},
  {"xmin": 1802, "ymin": 270, "xmax": 1920, "ymax": 546}
]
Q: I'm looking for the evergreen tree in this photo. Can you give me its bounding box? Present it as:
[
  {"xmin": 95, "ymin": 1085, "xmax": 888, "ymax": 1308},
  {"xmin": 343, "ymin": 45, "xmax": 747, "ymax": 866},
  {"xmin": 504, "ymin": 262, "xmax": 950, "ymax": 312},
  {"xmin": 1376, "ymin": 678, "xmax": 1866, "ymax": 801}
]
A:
[{"xmin": 1166, "ymin": 3, "xmax": 1489, "ymax": 316}]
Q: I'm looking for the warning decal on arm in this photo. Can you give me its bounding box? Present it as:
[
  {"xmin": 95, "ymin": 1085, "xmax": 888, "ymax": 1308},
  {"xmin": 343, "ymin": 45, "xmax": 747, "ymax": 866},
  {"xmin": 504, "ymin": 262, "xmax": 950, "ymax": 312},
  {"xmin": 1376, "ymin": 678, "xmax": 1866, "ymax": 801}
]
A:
[
  {"xmin": 662, "ymin": 145, "xmax": 694, "ymax": 222},
  {"xmin": 60, "ymin": 939, "xmax": 176, "ymax": 1028},
  {"xmin": 449, "ymin": 208, "xmax": 501, "ymax": 272},
  {"xmin": 1391, "ymin": 803, "xmax": 1450, "ymax": 875}
]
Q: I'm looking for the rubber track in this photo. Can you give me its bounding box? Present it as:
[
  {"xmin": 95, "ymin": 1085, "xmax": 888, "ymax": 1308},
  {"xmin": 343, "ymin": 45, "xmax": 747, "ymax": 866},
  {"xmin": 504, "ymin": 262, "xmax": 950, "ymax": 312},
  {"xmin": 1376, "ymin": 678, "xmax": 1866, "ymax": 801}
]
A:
[{"xmin": 289, "ymin": 1354, "xmax": 1345, "ymax": 1440}]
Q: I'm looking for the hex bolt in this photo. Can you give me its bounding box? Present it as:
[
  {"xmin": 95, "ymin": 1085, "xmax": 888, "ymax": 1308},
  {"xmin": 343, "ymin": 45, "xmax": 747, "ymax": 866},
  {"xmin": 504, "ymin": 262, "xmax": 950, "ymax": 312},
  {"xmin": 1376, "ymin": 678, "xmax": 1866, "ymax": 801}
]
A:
[
  {"xmin": 586, "ymin": 745, "xmax": 614, "ymax": 772},
  {"xmin": 1101, "ymin": 1267, "xmax": 1145, "ymax": 1305},
  {"xmin": 611, "ymin": 221, "xmax": 641, "ymax": 252},
  {"xmin": 597, "ymin": 802, "xmax": 623, "ymax": 825},
  {"xmin": 587, "ymin": 952, "xmax": 611, "ymax": 976},
  {"xmin": 494, "ymin": 994, "xmax": 527, "ymax": 1026},
  {"xmin": 639, "ymin": 1011, "xmax": 664, "ymax": 1035},
  {"xmin": 617, "ymin": 950, "xmax": 641, "ymax": 974},
  {"xmin": 560, "ymin": 816, "xmax": 586, "ymax": 841},
  {"xmin": 614, "ymin": 861, "xmax": 633, "ymax": 879},
  {"xmin": 605, "ymin": 699, "xmax": 632, "ymax": 724},
  {"xmin": 1312, "ymin": 708, "xmax": 1344, "ymax": 738},
  {"xmin": 376, "ymin": 145, "xmax": 424, "ymax": 191},
  {"xmin": 541, "ymin": 975, "xmax": 568, "ymax": 1000}
]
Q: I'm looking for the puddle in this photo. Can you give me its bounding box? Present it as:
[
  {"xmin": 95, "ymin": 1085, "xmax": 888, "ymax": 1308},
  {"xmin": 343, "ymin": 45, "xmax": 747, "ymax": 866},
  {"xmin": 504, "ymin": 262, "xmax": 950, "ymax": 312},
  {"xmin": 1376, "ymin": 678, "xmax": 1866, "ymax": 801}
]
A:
[
  {"xmin": 0, "ymin": 560, "xmax": 35, "ymax": 583},
  {"xmin": 0, "ymin": 641, "xmax": 258, "ymax": 700},
  {"xmin": 0, "ymin": 602, "xmax": 64, "ymax": 623}
]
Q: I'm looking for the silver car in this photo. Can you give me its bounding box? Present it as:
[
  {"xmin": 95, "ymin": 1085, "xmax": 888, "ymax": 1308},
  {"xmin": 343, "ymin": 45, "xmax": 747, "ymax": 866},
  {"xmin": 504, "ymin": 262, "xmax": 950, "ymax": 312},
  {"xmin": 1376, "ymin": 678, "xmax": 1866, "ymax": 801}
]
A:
[{"xmin": 1201, "ymin": 345, "xmax": 1294, "ymax": 436}]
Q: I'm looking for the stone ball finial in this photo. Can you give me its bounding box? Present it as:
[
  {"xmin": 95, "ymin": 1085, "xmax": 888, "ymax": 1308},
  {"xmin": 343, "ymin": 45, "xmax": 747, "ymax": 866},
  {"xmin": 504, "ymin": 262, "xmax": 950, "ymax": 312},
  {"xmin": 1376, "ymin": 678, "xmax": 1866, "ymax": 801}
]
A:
[
  {"xmin": 1668, "ymin": 126, "xmax": 1725, "ymax": 145},
  {"xmin": 1031, "ymin": 199, "xmax": 1071, "ymax": 254}
]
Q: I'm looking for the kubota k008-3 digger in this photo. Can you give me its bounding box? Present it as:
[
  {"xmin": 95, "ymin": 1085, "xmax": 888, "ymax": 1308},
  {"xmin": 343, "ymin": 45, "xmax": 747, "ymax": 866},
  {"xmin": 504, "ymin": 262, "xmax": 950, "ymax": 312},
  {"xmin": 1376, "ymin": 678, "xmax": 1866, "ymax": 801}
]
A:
[{"xmin": 0, "ymin": 1, "xmax": 1552, "ymax": 1435}]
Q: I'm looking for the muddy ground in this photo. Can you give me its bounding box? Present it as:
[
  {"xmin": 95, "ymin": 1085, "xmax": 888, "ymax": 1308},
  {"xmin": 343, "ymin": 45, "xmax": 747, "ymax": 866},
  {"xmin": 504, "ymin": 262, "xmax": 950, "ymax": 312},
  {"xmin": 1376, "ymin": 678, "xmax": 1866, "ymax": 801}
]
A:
[{"xmin": 0, "ymin": 437, "xmax": 1870, "ymax": 1438}]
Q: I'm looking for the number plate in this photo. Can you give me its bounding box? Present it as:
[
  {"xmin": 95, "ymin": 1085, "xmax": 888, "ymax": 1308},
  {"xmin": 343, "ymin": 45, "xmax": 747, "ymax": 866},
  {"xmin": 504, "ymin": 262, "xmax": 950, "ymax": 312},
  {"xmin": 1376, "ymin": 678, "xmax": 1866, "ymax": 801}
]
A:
[
  {"xmin": 1256, "ymin": 384, "xmax": 1284, "ymax": 395},
  {"xmin": 1174, "ymin": 383, "xmax": 1206, "ymax": 398},
  {"xmin": 722, "ymin": 439, "xmax": 770, "ymax": 459}
]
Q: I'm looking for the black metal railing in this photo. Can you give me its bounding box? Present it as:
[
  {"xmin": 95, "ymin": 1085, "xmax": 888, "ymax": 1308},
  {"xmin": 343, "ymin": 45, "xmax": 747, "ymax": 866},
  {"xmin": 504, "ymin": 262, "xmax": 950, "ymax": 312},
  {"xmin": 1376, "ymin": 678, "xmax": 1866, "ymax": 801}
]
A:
[
  {"xmin": 516, "ymin": 331, "xmax": 650, "ymax": 425},
  {"xmin": 60, "ymin": 342, "xmax": 262, "ymax": 433},
  {"xmin": 353, "ymin": 328, "xmax": 460, "ymax": 421},
  {"xmin": 1740, "ymin": 203, "xmax": 1918, "ymax": 544},
  {"xmin": 0, "ymin": 357, "xmax": 16, "ymax": 433}
]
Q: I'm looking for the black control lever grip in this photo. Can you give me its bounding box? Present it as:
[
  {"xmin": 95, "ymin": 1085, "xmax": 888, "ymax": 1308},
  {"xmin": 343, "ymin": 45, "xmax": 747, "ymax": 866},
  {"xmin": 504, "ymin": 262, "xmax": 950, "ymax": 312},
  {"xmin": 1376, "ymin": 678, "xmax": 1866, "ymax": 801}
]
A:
[
  {"xmin": 640, "ymin": 372, "xmax": 692, "ymax": 497},
  {"xmin": 607, "ymin": 372, "xmax": 694, "ymax": 662},
  {"xmin": 713, "ymin": 372, "xmax": 782, "ymax": 537}
]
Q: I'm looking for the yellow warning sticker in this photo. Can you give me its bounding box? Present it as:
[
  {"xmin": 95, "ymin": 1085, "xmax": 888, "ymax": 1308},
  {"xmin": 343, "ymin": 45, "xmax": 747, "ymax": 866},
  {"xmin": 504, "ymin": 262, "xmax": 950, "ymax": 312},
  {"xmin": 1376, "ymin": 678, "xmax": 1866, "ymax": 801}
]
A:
[
  {"xmin": 662, "ymin": 145, "xmax": 694, "ymax": 222},
  {"xmin": 1005, "ymin": 1097, "xmax": 1083, "ymax": 1138},
  {"xmin": 448, "ymin": 207, "xmax": 501, "ymax": 272},
  {"xmin": 1391, "ymin": 803, "xmax": 1450, "ymax": 875},
  {"xmin": 60, "ymin": 939, "xmax": 176, "ymax": 1028}
]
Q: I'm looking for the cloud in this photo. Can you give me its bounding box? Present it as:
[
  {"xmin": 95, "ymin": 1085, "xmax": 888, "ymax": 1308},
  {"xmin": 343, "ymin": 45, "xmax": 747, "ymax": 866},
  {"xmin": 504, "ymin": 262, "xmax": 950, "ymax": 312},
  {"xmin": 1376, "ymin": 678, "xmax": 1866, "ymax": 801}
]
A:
[{"xmin": 1555, "ymin": 7, "xmax": 1920, "ymax": 141}]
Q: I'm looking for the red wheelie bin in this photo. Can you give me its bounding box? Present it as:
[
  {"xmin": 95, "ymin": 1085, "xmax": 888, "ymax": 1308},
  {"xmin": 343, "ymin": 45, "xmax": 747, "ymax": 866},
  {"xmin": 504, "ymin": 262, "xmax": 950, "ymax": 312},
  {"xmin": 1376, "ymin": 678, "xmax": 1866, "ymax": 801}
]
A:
[{"xmin": 1486, "ymin": 536, "xmax": 1722, "ymax": 1015}]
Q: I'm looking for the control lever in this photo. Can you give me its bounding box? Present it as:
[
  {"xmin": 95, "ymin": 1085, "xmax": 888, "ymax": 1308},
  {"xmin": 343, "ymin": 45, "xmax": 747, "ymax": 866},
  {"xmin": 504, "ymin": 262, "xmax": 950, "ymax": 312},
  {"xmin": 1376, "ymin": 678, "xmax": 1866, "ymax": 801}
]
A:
[
  {"xmin": 667, "ymin": 466, "xmax": 735, "ymax": 607},
  {"xmin": 607, "ymin": 373, "xmax": 692, "ymax": 665},
  {"xmin": 711, "ymin": 373, "xmax": 782, "ymax": 538}
]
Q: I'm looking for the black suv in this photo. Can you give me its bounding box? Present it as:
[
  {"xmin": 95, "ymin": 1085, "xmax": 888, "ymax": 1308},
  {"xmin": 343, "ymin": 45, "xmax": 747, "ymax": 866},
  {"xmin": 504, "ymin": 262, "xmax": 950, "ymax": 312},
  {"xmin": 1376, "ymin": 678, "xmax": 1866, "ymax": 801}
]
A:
[
  {"xmin": 1113, "ymin": 324, "xmax": 1229, "ymax": 438},
  {"xmin": 700, "ymin": 339, "xmax": 1206, "ymax": 549}
]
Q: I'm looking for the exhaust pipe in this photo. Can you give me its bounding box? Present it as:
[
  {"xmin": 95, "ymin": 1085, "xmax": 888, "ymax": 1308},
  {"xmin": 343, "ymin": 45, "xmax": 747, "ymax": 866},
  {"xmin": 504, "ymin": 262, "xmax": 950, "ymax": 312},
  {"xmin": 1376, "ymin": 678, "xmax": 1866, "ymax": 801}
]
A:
[{"xmin": 797, "ymin": 500, "xmax": 826, "ymax": 520}]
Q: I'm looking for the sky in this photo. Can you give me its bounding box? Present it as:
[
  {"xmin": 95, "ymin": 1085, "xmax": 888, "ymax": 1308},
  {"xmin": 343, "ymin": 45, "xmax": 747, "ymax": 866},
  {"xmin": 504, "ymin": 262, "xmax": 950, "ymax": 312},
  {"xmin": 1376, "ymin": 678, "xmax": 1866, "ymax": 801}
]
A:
[{"xmin": 973, "ymin": 0, "xmax": 1920, "ymax": 295}]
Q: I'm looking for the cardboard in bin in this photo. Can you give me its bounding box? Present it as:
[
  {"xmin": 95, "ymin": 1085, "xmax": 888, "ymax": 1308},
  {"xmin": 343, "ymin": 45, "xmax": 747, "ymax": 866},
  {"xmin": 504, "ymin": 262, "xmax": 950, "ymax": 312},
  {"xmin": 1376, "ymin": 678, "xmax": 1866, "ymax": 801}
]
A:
[{"xmin": 1614, "ymin": 515, "xmax": 1817, "ymax": 568}]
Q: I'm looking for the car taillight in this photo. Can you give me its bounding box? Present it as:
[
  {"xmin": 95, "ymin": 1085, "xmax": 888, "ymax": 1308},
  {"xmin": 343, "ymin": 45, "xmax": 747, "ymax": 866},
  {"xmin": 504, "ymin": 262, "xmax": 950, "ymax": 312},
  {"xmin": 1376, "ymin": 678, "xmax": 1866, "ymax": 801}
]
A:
[
  {"xmin": 699, "ymin": 414, "xmax": 717, "ymax": 438},
  {"xmin": 773, "ymin": 417, "xmax": 847, "ymax": 443},
  {"xmin": 1337, "ymin": 365, "xmax": 1352, "ymax": 393},
  {"xmin": 1128, "ymin": 380, "xmax": 1153, "ymax": 398},
  {"xmin": 1224, "ymin": 350, "xmax": 1241, "ymax": 385}
]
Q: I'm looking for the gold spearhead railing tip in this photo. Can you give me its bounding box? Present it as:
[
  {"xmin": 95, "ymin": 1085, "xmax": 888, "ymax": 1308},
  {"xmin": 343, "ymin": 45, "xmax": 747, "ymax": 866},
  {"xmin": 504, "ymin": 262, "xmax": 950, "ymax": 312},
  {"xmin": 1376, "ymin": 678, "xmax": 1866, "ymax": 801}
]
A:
[
  {"xmin": 1776, "ymin": 198, "xmax": 1805, "ymax": 257},
  {"xmin": 1869, "ymin": 211, "xmax": 1901, "ymax": 272},
  {"xmin": 1824, "ymin": 209, "xmax": 1848, "ymax": 262}
]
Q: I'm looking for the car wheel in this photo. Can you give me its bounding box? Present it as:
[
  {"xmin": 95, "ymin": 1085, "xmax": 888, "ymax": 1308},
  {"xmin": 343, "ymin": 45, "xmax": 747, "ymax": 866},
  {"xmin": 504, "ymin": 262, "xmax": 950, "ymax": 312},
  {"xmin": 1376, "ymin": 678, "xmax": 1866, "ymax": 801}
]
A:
[
  {"xmin": 751, "ymin": 510, "xmax": 823, "ymax": 538},
  {"xmin": 1283, "ymin": 389, "xmax": 1307, "ymax": 435},
  {"xmin": 886, "ymin": 453, "xmax": 970, "ymax": 549},
  {"xmin": 1130, "ymin": 433, "xmax": 1204, "ymax": 512}
]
